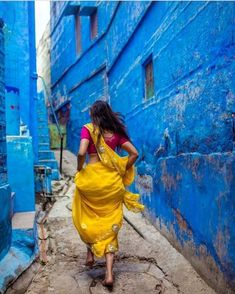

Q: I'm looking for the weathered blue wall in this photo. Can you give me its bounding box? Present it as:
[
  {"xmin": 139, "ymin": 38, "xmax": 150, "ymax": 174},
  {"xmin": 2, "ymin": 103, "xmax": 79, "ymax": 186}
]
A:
[
  {"xmin": 0, "ymin": 3, "xmax": 39, "ymax": 290},
  {"xmin": 0, "ymin": 1, "xmax": 38, "ymax": 161},
  {"xmin": 50, "ymin": 1, "xmax": 118, "ymax": 154},
  {"xmin": 0, "ymin": 2, "xmax": 38, "ymax": 267},
  {"xmin": 28, "ymin": 1, "xmax": 38, "ymax": 162},
  {"xmin": 0, "ymin": 1, "xmax": 37, "ymax": 214},
  {"xmin": 0, "ymin": 227, "xmax": 38, "ymax": 293},
  {"xmin": 0, "ymin": 184, "xmax": 11, "ymax": 261},
  {"xmin": 5, "ymin": 88, "xmax": 20, "ymax": 135},
  {"xmin": 50, "ymin": 1, "xmax": 235, "ymax": 292},
  {"xmin": 6, "ymin": 136, "xmax": 35, "ymax": 213},
  {"xmin": 0, "ymin": 19, "xmax": 12, "ymax": 261},
  {"xmin": 108, "ymin": 3, "xmax": 235, "ymax": 291}
]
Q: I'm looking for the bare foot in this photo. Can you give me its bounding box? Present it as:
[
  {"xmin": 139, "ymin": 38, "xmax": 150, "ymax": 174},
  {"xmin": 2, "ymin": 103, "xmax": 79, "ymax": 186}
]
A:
[
  {"xmin": 102, "ymin": 272, "xmax": 114, "ymax": 287},
  {"xmin": 85, "ymin": 248, "xmax": 94, "ymax": 266}
]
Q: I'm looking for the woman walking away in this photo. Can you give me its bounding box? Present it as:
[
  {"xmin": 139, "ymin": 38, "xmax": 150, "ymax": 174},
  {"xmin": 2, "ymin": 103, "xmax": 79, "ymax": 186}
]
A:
[{"xmin": 72, "ymin": 100, "xmax": 144, "ymax": 289}]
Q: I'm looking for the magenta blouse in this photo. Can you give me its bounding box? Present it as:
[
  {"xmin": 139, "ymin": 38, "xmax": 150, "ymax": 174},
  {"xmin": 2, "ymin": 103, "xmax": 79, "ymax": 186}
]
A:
[{"xmin": 80, "ymin": 125, "xmax": 129, "ymax": 154}]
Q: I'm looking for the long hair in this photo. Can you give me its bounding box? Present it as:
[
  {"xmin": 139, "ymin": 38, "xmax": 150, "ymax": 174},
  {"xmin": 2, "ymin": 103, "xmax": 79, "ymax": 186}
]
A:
[{"xmin": 89, "ymin": 100, "xmax": 130, "ymax": 143}]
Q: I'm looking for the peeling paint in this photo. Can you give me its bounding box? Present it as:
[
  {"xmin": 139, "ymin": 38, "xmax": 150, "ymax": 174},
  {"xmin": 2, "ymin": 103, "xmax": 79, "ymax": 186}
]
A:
[
  {"xmin": 214, "ymin": 229, "xmax": 229, "ymax": 265},
  {"xmin": 135, "ymin": 174, "xmax": 153, "ymax": 197},
  {"xmin": 173, "ymin": 208, "xmax": 193, "ymax": 237},
  {"xmin": 160, "ymin": 161, "xmax": 177, "ymax": 192}
]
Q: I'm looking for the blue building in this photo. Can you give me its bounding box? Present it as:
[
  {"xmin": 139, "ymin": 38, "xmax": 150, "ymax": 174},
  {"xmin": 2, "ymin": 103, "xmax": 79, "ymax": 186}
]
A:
[
  {"xmin": 0, "ymin": 17, "xmax": 11, "ymax": 267},
  {"xmin": 0, "ymin": 2, "xmax": 39, "ymax": 292},
  {"xmin": 50, "ymin": 1, "xmax": 235, "ymax": 292}
]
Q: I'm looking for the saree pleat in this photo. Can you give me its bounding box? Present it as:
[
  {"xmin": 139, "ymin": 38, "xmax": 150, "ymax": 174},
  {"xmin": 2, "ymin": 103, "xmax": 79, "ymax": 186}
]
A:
[{"xmin": 72, "ymin": 123, "xmax": 144, "ymax": 258}]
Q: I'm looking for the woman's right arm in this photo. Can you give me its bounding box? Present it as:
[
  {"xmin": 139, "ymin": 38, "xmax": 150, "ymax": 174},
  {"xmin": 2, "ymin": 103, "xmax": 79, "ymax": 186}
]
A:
[
  {"xmin": 77, "ymin": 138, "xmax": 89, "ymax": 171},
  {"xmin": 121, "ymin": 141, "xmax": 139, "ymax": 170},
  {"xmin": 77, "ymin": 126, "xmax": 91, "ymax": 171}
]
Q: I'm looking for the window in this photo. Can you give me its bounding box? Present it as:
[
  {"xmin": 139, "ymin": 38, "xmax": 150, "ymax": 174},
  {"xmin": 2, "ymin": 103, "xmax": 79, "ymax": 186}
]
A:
[
  {"xmin": 75, "ymin": 11, "xmax": 81, "ymax": 54},
  {"xmin": 90, "ymin": 9, "xmax": 98, "ymax": 40},
  {"xmin": 144, "ymin": 57, "xmax": 154, "ymax": 99}
]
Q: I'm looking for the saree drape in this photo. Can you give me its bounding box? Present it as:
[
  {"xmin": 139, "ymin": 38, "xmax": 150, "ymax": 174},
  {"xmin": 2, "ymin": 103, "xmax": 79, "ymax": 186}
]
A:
[{"xmin": 72, "ymin": 123, "xmax": 144, "ymax": 258}]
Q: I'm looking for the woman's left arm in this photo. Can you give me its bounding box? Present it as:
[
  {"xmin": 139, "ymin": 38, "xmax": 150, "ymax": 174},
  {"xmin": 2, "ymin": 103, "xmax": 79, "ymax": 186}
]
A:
[
  {"xmin": 77, "ymin": 138, "xmax": 89, "ymax": 171},
  {"xmin": 121, "ymin": 141, "xmax": 139, "ymax": 170}
]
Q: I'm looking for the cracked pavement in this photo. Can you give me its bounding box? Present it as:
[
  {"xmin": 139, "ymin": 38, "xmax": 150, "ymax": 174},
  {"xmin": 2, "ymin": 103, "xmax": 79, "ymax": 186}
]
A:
[{"xmin": 7, "ymin": 151, "xmax": 216, "ymax": 294}]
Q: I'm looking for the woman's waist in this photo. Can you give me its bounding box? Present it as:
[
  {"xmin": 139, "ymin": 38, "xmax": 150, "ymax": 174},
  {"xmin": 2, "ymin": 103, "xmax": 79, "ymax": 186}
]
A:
[
  {"xmin": 87, "ymin": 153, "xmax": 100, "ymax": 165},
  {"xmin": 75, "ymin": 161, "xmax": 124, "ymax": 189}
]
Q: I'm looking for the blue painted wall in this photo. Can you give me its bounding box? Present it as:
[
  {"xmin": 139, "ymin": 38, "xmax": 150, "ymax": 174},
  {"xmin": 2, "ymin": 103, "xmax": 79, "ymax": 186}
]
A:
[
  {"xmin": 0, "ymin": 1, "xmax": 38, "ymax": 161},
  {"xmin": 0, "ymin": 19, "xmax": 12, "ymax": 262},
  {"xmin": 6, "ymin": 136, "xmax": 35, "ymax": 213},
  {"xmin": 5, "ymin": 88, "xmax": 20, "ymax": 135},
  {"xmin": 0, "ymin": 1, "xmax": 37, "ymax": 214},
  {"xmin": 0, "ymin": 184, "xmax": 11, "ymax": 261},
  {"xmin": 0, "ymin": 1, "xmax": 38, "ymax": 262},
  {"xmin": 50, "ymin": 1, "xmax": 235, "ymax": 292},
  {"xmin": 0, "ymin": 20, "xmax": 7, "ymax": 187}
]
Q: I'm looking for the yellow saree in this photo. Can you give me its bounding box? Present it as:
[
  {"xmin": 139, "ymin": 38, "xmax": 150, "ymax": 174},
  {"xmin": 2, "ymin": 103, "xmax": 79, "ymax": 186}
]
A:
[{"xmin": 72, "ymin": 123, "xmax": 144, "ymax": 257}]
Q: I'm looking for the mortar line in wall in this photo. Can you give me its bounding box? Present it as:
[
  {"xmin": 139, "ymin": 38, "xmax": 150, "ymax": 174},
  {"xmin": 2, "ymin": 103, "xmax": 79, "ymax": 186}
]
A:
[
  {"xmin": 50, "ymin": 2, "xmax": 121, "ymax": 90},
  {"xmin": 68, "ymin": 64, "xmax": 106, "ymax": 94},
  {"xmin": 123, "ymin": 47, "xmax": 234, "ymax": 121},
  {"xmin": 108, "ymin": 1, "xmax": 196, "ymax": 90},
  {"xmin": 107, "ymin": 1, "xmax": 191, "ymax": 76},
  {"xmin": 51, "ymin": 1, "xmax": 154, "ymax": 91},
  {"xmin": 107, "ymin": 1, "xmax": 153, "ymax": 75},
  {"xmin": 154, "ymin": 1, "xmax": 210, "ymax": 60},
  {"xmin": 50, "ymin": 2, "xmax": 69, "ymax": 37}
]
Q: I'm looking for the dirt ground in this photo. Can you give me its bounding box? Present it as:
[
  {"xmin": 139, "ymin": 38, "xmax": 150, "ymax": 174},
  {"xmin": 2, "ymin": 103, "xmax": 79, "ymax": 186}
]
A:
[{"xmin": 6, "ymin": 151, "xmax": 216, "ymax": 294}]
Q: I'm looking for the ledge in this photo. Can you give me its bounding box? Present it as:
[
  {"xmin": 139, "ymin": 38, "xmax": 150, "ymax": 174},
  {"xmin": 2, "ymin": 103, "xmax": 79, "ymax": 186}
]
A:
[
  {"xmin": 12, "ymin": 212, "xmax": 36, "ymax": 230},
  {"xmin": 0, "ymin": 213, "xmax": 38, "ymax": 294}
]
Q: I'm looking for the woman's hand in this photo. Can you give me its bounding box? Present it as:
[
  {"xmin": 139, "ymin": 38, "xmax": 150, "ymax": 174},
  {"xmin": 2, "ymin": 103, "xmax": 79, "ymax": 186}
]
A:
[{"xmin": 121, "ymin": 141, "xmax": 139, "ymax": 170}]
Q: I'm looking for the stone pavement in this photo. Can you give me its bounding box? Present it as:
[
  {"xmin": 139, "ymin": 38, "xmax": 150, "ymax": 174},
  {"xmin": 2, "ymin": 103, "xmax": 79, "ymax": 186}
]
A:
[{"xmin": 6, "ymin": 150, "xmax": 216, "ymax": 294}]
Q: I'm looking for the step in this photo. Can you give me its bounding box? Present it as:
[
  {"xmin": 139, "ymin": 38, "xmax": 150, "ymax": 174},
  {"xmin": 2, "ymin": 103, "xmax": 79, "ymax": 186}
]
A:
[
  {"xmin": 38, "ymin": 128, "xmax": 49, "ymax": 137},
  {"xmin": 37, "ymin": 114, "xmax": 48, "ymax": 120},
  {"xmin": 37, "ymin": 116, "xmax": 47, "ymax": 122},
  {"xmin": 38, "ymin": 118, "xmax": 48, "ymax": 123},
  {"xmin": 38, "ymin": 122, "xmax": 49, "ymax": 128},
  {"xmin": 37, "ymin": 122, "xmax": 48, "ymax": 127},
  {"xmin": 38, "ymin": 159, "xmax": 59, "ymax": 170},
  {"xmin": 38, "ymin": 150, "xmax": 55, "ymax": 160},
  {"xmin": 39, "ymin": 143, "xmax": 50, "ymax": 150},
  {"xmin": 37, "ymin": 112, "xmax": 47, "ymax": 117},
  {"xmin": 37, "ymin": 110, "xmax": 47, "ymax": 116},
  {"xmin": 38, "ymin": 135, "xmax": 50, "ymax": 144},
  {"xmin": 37, "ymin": 113, "xmax": 48, "ymax": 120},
  {"xmin": 37, "ymin": 104, "xmax": 47, "ymax": 108}
]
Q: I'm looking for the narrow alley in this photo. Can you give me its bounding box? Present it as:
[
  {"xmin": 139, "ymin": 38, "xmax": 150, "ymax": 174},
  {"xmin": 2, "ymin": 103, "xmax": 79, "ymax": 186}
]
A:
[
  {"xmin": 0, "ymin": 1, "xmax": 234, "ymax": 293},
  {"xmin": 6, "ymin": 151, "xmax": 215, "ymax": 294}
]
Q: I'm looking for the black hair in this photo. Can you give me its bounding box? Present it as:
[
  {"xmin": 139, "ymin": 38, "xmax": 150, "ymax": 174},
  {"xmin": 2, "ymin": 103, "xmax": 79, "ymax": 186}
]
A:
[{"xmin": 89, "ymin": 100, "xmax": 130, "ymax": 143}]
